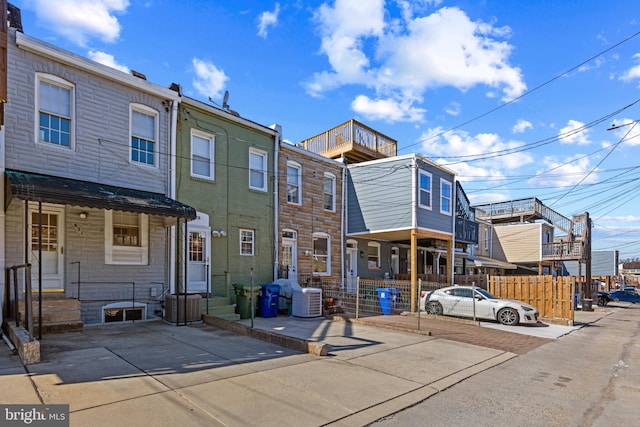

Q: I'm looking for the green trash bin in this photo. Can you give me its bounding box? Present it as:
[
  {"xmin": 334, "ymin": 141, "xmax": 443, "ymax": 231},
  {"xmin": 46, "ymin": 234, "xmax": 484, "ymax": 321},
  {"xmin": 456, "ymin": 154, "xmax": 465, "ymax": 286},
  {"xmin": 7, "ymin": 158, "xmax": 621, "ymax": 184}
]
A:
[{"xmin": 233, "ymin": 284, "xmax": 259, "ymax": 319}]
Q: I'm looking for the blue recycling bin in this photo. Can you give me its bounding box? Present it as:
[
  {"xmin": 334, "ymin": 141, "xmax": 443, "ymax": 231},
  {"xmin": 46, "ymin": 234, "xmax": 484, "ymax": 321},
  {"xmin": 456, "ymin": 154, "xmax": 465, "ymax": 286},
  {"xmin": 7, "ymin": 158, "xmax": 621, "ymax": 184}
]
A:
[
  {"xmin": 260, "ymin": 284, "xmax": 281, "ymax": 318},
  {"xmin": 376, "ymin": 287, "xmax": 399, "ymax": 315}
]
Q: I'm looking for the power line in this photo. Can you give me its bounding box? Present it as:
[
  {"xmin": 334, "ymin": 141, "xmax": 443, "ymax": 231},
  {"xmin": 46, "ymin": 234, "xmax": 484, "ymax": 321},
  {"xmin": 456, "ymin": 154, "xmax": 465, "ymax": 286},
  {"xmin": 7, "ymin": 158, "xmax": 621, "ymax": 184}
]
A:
[{"xmin": 398, "ymin": 30, "xmax": 640, "ymax": 153}]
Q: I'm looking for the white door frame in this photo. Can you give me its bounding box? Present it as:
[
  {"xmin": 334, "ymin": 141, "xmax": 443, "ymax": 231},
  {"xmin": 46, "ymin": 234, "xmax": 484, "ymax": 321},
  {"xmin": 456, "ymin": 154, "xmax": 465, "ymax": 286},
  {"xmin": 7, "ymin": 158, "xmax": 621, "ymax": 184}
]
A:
[
  {"xmin": 29, "ymin": 203, "xmax": 65, "ymax": 292},
  {"xmin": 186, "ymin": 212, "xmax": 211, "ymax": 293},
  {"xmin": 346, "ymin": 239, "xmax": 358, "ymax": 293},
  {"xmin": 282, "ymin": 229, "xmax": 298, "ymax": 282}
]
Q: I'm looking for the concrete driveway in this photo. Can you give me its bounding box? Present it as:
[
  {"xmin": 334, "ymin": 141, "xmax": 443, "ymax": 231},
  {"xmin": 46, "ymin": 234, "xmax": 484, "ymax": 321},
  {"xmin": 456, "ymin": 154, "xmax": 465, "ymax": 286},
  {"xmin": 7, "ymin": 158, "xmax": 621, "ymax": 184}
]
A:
[{"xmin": 0, "ymin": 308, "xmax": 608, "ymax": 426}]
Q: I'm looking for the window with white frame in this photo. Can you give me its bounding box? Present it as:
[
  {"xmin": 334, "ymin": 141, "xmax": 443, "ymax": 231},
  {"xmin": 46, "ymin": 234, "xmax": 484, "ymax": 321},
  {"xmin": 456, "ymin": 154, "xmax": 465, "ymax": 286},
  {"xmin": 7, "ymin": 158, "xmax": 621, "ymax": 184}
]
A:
[
  {"xmin": 286, "ymin": 161, "xmax": 301, "ymax": 204},
  {"xmin": 484, "ymin": 228, "xmax": 489, "ymax": 250},
  {"xmin": 368, "ymin": 242, "xmax": 381, "ymax": 269},
  {"xmin": 240, "ymin": 229, "xmax": 255, "ymax": 256},
  {"xmin": 249, "ymin": 148, "xmax": 268, "ymax": 191},
  {"xmin": 418, "ymin": 170, "xmax": 432, "ymax": 209},
  {"xmin": 323, "ymin": 172, "xmax": 336, "ymax": 212},
  {"xmin": 312, "ymin": 233, "xmax": 330, "ymax": 275},
  {"xmin": 37, "ymin": 74, "xmax": 74, "ymax": 148},
  {"xmin": 441, "ymin": 179, "xmax": 452, "ymax": 215},
  {"xmin": 105, "ymin": 211, "xmax": 149, "ymax": 265},
  {"xmin": 130, "ymin": 104, "xmax": 158, "ymax": 166},
  {"xmin": 191, "ymin": 129, "xmax": 215, "ymax": 179}
]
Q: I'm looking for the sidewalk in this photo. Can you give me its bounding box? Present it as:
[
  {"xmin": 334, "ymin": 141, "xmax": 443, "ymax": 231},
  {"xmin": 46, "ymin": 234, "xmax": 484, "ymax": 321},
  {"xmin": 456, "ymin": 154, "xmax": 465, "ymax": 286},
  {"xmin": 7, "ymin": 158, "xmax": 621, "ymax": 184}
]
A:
[{"xmin": 0, "ymin": 307, "xmax": 611, "ymax": 427}]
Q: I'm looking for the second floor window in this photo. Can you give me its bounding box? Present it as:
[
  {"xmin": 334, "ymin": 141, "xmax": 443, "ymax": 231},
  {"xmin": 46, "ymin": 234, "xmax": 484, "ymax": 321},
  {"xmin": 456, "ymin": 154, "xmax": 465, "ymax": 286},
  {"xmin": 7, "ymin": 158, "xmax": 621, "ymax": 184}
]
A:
[
  {"xmin": 419, "ymin": 170, "xmax": 432, "ymax": 209},
  {"xmin": 37, "ymin": 74, "xmax": 73, "ymax": 148},
  {"xmin": 287, "ymin": 162, "xmax": 301, "ymax": 204},
  {"xmin": 191, "ymin": 130, "xmax": 215, "ymax": 179},
  {"xmin": 324, "ymin": 173, "xmax": 336, "ymax": 211},
  {"xmin": 441, "ymin": 179, "xmax": 452, "ymax": 215},
  {"xmin": 131, "ymin": 105, "xmax": 157, "ymax": 166},
  {"xmin": 249, "ymin": 148, "xmax": 268, "ymax": 191}
]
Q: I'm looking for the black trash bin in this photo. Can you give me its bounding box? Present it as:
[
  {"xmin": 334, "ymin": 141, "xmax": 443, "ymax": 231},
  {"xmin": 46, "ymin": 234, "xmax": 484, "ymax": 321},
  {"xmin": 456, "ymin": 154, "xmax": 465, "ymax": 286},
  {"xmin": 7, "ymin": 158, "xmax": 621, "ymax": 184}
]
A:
[{"xmin": 260, "ymin": 284, "xmax": 281, "ymax": 318}]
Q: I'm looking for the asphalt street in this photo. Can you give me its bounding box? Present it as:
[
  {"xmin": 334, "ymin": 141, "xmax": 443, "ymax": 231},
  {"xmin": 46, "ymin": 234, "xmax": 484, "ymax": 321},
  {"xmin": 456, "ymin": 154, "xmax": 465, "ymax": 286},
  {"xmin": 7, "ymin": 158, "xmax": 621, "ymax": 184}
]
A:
[{"xmin": 373, "ymin": 303, "xmax": 640, "ymax": 426}]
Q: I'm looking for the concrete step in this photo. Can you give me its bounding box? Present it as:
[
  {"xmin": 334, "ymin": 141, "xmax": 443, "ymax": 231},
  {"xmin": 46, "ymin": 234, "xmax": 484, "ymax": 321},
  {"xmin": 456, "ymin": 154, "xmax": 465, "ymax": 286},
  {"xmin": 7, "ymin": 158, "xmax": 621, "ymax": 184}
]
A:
[{"xmin": 18, "ymin": 298, "xmax": 83, "ymax": 334}]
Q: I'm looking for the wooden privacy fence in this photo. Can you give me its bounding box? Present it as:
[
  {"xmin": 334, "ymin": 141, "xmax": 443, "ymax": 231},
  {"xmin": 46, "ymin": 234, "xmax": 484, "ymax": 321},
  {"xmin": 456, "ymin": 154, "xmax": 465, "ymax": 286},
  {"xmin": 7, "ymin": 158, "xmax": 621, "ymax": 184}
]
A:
[{"xmin": 489, "ymin": 275, "xmax": 575, "ymax": 326}]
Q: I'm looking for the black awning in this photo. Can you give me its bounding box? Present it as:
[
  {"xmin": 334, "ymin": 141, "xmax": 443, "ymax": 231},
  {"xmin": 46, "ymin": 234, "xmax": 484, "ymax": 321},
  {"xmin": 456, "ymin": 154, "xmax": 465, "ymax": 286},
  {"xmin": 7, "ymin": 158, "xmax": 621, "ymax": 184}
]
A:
[{"xmin": 5, "ymin": 169, "xmax": 197, "ymax": 220}]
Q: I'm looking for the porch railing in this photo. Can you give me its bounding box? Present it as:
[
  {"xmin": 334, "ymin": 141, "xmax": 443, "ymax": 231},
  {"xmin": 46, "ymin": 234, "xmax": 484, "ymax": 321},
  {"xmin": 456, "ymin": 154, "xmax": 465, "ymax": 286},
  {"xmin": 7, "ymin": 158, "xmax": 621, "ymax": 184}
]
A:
[{"xmin": 4, "ymin": 263, "xmax": 36, "ymax": 341}]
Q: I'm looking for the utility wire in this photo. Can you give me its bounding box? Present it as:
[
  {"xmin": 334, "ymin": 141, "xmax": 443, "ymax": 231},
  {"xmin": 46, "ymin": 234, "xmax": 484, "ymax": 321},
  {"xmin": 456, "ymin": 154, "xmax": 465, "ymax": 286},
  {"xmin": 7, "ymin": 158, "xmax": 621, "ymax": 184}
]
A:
[{"xmin": 398, "ymin": 30, "xmax": 640, "ymax": 153}]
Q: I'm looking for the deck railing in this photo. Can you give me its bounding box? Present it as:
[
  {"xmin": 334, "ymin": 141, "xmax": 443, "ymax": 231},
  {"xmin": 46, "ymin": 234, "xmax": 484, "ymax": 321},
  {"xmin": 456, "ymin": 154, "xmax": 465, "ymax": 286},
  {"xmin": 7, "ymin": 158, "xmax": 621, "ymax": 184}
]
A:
[{"xmin": 298, "ymin": 119, "xmax": 397, "ymax": 158}]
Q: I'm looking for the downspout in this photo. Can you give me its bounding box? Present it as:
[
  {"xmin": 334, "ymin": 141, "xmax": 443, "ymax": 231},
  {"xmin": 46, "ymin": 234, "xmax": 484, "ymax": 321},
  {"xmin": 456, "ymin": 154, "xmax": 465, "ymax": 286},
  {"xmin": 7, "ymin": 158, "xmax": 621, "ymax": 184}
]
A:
[
  {"xmin": 168, "ymin": 99, "xmax": 179, "ymax": 293},
  {"xmin": 271, "ymin": 124, "xmax": 281, "ymax": 281},
  {"xmin": 0, "ymin": 125, "xmax": 5, "ymax": 328},
  {"xmin": 340, "ymin": 157, "xmax": 346, "ymax": 289},
  {"xmin": 451, "ymin": 176, "xmax": 457, "ymax": 286}
]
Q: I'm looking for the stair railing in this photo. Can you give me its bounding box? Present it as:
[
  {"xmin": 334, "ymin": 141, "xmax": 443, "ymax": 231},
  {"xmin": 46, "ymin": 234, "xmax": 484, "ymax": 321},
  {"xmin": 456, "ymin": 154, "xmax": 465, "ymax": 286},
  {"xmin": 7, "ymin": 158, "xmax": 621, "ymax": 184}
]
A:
[{"xmin": 4, "ymin": 263, "xmax": 35, "ymax": 342}]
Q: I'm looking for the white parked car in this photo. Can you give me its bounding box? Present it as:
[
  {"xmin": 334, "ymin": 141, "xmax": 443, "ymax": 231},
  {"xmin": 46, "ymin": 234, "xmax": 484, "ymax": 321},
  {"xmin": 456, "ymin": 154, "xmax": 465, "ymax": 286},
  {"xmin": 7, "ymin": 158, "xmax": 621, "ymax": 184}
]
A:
[{"xmin": 420, "ymin": 286, "xmax": 539, "ymax": 325}]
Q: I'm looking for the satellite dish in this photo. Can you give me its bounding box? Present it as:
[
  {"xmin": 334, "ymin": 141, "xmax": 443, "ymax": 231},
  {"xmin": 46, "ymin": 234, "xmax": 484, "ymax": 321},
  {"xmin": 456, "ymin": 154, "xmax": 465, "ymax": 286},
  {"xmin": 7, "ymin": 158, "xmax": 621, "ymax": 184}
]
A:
[{"xmin": 222, "ymin": 90, "xmax": 230, "ymax": 110}]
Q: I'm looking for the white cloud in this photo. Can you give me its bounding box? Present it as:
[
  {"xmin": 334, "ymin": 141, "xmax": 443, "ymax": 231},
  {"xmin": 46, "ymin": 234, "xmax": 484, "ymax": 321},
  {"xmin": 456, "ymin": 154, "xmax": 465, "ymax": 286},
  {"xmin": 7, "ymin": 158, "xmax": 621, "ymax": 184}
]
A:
[
  {"xmin": 619, "ymin": 53, "xmax": 640, "ymax": 82},
  {"xmin": 418, "ymin": 127, "xmax": 533, "ymax": 176},
  {"xmin": 558, "ymin": 120, "xmax": 591, "ymax": 145},
  {"xmin": 257, "ymin": 3, "xmax": 280, "ymax": 38},
  {"xmin": 88, "ymin": 50, "xmax": 129, "ymax": 73},
  {"xmin": 351, "ymin": 94, "xmax": 426, "ymax": 122},
  {"xmin": 24, "ymin": 0, "xmax": 129, "ymax": 47},
  {"xmin": 191, "ymin": 58, "xmax": 229, "ymax": 99},
  {"xmin": 512, "ymin": 119, "xmax": 533, "ymax": 134},
  {"xmin": 445, "ymin": 102, "xmax": 461, "ymax": 116},
  {"xmin": 307, "ymin": 3, "xmax": 526, "ymax": 123},
  {"xmin": 528, "ymin": 155, "xmax": 598, "ymax": 188},
  {"xmin": 608, "ymin": 118, "xmax": 640, "ymax": 146}
]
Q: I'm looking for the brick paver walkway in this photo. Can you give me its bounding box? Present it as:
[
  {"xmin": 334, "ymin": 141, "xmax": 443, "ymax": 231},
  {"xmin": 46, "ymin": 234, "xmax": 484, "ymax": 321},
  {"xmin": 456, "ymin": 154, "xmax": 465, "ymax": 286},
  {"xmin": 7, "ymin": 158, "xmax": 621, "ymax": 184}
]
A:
[{"xmin": 352, "ymin": 314, "xmax": 552, "ymax": 355}]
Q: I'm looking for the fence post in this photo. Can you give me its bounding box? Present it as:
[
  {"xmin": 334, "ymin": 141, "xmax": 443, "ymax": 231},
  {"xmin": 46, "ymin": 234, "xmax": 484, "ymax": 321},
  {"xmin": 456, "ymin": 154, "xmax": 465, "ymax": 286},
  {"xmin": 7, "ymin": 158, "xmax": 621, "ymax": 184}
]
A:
[{"xmin": 355, "ymin": 277, "xmax": 360, "ymax": 319}]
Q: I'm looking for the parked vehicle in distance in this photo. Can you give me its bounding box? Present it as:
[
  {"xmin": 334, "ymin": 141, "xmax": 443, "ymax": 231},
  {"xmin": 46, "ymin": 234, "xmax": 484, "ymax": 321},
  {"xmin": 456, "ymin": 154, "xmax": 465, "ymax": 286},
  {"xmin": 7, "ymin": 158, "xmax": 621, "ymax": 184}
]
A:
[
  {"xmin": 598, "ymin": 288, "xmax": 640, "ymax": 306},
  {"xmin": 420, "ymin": 286, "xmax": 539, "ymax": 326},
  {"xmin": 608, "ymin": 289, "xmax": 640, "ymax": 303}
]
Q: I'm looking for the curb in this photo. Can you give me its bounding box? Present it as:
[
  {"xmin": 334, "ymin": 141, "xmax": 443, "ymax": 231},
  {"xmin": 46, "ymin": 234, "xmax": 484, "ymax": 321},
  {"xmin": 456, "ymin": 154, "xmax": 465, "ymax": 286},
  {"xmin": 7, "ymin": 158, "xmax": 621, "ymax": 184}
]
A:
[{"xmin": 201, "ymin": 314, "xmax": 328, "ymax": 356}]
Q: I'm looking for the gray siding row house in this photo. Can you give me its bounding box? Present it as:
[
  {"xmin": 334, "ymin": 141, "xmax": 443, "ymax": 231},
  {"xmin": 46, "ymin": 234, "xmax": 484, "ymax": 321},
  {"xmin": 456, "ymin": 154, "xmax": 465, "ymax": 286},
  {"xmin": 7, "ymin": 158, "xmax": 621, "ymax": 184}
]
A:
[{"xmin": 2, "ymin": 23, "xmax": 196, "ymax": 326}]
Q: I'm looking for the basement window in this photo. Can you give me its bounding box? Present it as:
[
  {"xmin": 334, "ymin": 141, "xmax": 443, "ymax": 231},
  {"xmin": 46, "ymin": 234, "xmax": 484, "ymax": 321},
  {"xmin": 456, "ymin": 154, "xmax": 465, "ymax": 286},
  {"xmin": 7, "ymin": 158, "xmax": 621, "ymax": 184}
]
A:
[{"xmin": 102, "ymin": 302, "xmax": 146, "ymax": 323}]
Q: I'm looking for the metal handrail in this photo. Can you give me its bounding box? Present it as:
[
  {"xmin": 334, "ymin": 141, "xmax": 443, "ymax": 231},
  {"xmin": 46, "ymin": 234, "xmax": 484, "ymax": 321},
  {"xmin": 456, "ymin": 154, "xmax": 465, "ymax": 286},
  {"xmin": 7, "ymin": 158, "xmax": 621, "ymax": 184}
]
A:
[{"xmin": 4, "ymin": 263, "xmax": 35, "ymax": 342}]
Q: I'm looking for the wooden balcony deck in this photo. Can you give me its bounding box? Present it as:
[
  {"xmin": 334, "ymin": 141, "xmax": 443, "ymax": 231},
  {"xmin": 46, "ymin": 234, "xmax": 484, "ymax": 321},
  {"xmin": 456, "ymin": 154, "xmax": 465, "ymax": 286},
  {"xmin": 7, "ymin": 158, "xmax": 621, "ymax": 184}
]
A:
[{"xmin": 298, "ymin": 119, "xmax": 397, "ymax": 163}]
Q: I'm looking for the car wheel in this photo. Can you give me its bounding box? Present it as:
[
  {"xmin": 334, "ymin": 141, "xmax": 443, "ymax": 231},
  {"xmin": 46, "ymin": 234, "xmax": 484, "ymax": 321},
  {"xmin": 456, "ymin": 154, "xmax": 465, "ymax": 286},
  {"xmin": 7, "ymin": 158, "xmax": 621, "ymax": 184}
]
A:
[
  {"xmin": 497, "ymin": 308, "xmax": 519, "ymax": 325},
  {"xmin": 426, "ymin": 301, "xmax": 443, "ymax": 315},
  {"xmin": 613, "ymin": 298, "xmax": 620, "ymax": 302}
]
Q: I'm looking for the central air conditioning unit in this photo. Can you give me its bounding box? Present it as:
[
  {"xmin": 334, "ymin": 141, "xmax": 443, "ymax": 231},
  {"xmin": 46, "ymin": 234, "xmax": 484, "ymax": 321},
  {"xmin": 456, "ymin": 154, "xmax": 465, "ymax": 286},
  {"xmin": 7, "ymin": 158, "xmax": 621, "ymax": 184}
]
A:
[
  {"xmin": 292, "ymin": 287, "xmax": 322, "ymax": 318},
  {"xmin": 273, "ymin": 279, "xmax": 323, "ymax": 318},
  {"xmin": 164, "ymin": 294, "xmax": 202, "ymax": 323}
]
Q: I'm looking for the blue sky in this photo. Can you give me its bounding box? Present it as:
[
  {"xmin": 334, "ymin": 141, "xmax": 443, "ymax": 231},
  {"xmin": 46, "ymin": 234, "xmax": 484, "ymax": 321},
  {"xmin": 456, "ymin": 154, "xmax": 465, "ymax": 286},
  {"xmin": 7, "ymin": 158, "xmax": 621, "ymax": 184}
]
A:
[{"xmin": 12, "ymin": 0, "xmax": 640, "ymax": 260}]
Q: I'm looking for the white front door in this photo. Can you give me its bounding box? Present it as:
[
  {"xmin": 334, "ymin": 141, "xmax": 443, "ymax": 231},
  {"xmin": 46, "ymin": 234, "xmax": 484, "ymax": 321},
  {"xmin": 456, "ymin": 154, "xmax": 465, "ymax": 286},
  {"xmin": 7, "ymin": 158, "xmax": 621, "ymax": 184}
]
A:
[
  {"xmin": 29, "ymin": 204, "xmax": 65, "ymax": 292},
  {"xmin": 346, "ymin": 240, "xmax": 358, "ymax": 293},
  {"xmin": 187, "ymin": 228, "xmax": 210, "ymax": 293},
  {"xmin": 282, "ymin": 231, "xmax": 297, "ymax": 282}
]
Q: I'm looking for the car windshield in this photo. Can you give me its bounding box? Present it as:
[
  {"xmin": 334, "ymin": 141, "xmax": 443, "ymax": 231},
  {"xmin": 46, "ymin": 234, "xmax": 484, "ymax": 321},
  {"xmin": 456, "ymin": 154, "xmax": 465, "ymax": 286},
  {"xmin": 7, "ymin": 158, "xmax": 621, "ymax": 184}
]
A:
[{"xmin": 475, "ymin": 288, "xmax": 496, "ymax": 299}]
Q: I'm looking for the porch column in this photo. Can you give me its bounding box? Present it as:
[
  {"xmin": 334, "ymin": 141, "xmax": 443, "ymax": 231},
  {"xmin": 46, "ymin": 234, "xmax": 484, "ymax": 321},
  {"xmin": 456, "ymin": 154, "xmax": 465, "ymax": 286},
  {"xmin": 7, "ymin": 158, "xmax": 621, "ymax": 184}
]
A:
[
  {"xmin": 447, "ymin": 239, "xmax": 453, "ymax": 285},
  {"xmin": 411, "ymin": 230, "xmax": 418, "ymax": 312}
]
